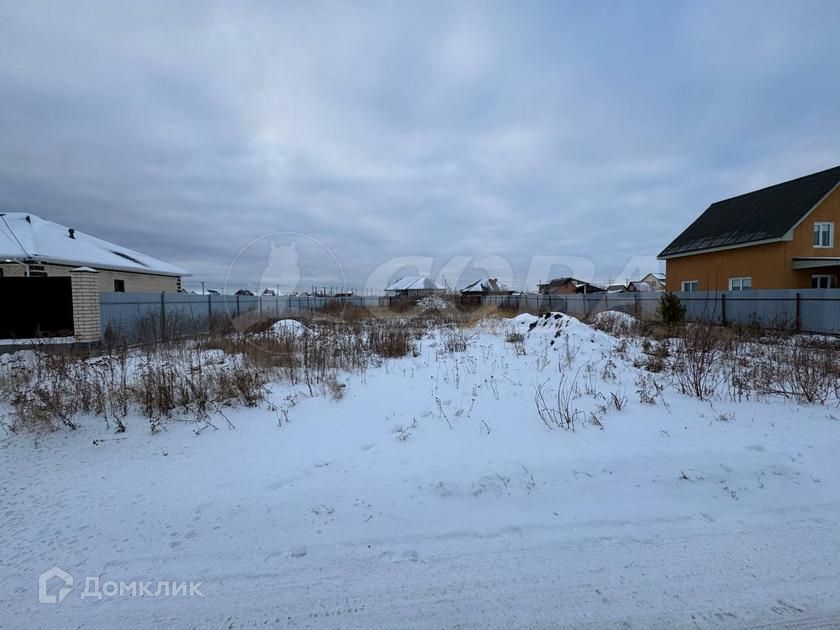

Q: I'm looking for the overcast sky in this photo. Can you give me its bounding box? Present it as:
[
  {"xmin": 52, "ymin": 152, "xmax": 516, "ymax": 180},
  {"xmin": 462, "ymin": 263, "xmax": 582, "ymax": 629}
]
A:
[{"xmin": 2, "ymin": 1, "xmax": 839, "ymax": 291}]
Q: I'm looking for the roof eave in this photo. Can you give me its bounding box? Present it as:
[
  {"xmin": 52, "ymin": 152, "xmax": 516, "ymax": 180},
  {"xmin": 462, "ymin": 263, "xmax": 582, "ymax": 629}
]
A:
[
  {"xmin": 3, "ymin": 254, "xmax": 189, "ymax": 277},
  {"xmin": 788, "ymin": 179, "xmax": 840, "ymax": 233},
  {"xmin": 658, "ymin": 233, "xmax": 793, "ymax": 260},
  {"xmin": 791, "ymin": 257, "xmax": 840, "ymax": 270}
]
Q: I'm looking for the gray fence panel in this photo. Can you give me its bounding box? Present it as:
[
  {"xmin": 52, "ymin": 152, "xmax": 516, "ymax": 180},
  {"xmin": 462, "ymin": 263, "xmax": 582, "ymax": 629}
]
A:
[
  {"xmin": 101, "ymin": 289, "xmax": 840, "ymax": 343},
  {"xmin": 163, "ymin": 293, "xmax": 211, "ymax": 335},
  {"xmin": 674, "ymin": 291, "xmax": 722, "ymax": 324},
  {"xmin": 721, "ymin": 289, "xmax": 797, "ymax": 329},
  {"xmin": 100, "ymin": 292, "xmax": 164, "ymax": 342},
  {"xmin": 514, "ymin": 289, "xmax": 838, "ymax": 333},
  {"xmin": 800, "ymin": 289, "xmax": 840, "ymax": 334}
]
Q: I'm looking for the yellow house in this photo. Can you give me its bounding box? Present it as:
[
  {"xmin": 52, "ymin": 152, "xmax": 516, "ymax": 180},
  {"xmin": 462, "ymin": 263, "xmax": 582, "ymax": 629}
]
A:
[{"xmin": 659, "ymin": 166, "xmax": 840, "ymax": 291}]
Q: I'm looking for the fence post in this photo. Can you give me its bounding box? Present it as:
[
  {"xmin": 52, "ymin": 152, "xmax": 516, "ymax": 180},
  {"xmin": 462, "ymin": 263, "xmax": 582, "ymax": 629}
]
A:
[
  {"xmin": 160, "ymin": 291, "xmax": 166, "ymax": 340},
  {"xmin": 207, "ymin": 294, "xmax": 212, "ymax": 333},
  {"xmin": 795, "ymin": 292, "xmax": 801, "ymax": 332},
  {"xmin": 236, "ymin": 294, "xmax": 241, "ymax": 318},
  {"xmin": 720, "ymin": 292, "xmax": 727, "ymax": 326}
]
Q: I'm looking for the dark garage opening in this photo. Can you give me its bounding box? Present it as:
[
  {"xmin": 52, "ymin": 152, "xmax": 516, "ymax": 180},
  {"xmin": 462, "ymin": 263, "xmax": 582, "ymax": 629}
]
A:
[{"xmin": 0, "ymin": 277, "xmax": 75, "ymax": 339}]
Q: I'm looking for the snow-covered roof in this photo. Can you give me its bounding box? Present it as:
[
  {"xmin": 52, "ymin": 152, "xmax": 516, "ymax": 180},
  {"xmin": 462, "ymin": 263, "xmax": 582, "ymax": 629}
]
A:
[
  {"xmin": 628, "ymin": 281, "xmax": 656, "ymax": 292},
  {"xmin": 0, "ymin": 213, "xmax": 188, "ymax": 277},
  {"xmin": 459, "ymin": 277, "xmax": 510, "ymax": 293},
  {"xmin": 385, "ymin": 275, "xmax": 443, "ymax": 291}
]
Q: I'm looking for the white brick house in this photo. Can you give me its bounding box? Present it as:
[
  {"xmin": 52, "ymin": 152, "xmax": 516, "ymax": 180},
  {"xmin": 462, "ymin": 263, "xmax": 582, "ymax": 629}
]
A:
[{"xmin": 0, "ymin": 213, "xmax": 188, "ymax": 292}]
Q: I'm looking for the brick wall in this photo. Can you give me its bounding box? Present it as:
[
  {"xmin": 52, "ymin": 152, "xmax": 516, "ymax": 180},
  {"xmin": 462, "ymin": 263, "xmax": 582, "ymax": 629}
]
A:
[
  {"xmin": 0, "ymin": 262, "xmax": 180, "ymax": 292},
  {"xmin": 70, "ymin": 268, "xmax": 101, "ymax": 343}
]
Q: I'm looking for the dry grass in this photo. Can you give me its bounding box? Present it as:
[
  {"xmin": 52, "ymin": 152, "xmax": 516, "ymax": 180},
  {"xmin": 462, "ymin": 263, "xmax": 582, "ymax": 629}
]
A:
[
  {"xmin": 3, "ymin": 303, "xmax": 837, "ymax": 437},
  {"xmin": 589, "ymin": 312, "xmax": 651, "ymax": 338},
  {"xmin": 667, "ymin": 323, "xmax": 728, "ymax": 400},
  {"xmin": 0, "ymin": 343, "xmax": 269, "ymax": 435},
  {"xmin": 631, "ymin": 320, "xmax": 840, "ymax": 405},
  {"xmin": 0, "ymin": 309, "xmax": 436, "ymax": 435}
]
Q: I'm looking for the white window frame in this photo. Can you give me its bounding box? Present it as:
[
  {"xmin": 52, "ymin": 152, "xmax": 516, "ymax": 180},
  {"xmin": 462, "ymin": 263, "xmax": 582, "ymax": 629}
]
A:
[
  {"xmin": 681, "ymin": 280, "xmax": 699, "ymax": 292},
  {"xmin": 811, "ymin": 274, "xmax": 833, "ymax": 289},
  {"xmin": 728, "ymin": 277, "xmax": 752, "ymax": 291},
  {"xmin": 813, "ymin": 222, "xmax": 834, "ymax": 248}
]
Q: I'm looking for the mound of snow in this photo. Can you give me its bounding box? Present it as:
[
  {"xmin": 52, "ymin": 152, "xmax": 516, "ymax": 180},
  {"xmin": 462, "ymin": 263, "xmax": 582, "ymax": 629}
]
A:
[
  {"xmin": 589, "ymin": 310, "xmax": 646, "ymax": 340},
  {"xmin": 508, "ymin": 311, "xmax": 614, "ymax": 352},
  {"xmin": 526, "ymin": 312, "xmax": 598, "ymax": 338},
  {"xmin": 508, "ymin": 313, "xmax": 539, "ymax": 327},
  {"xmin": 417, "ymin": 296, "xmax": 452, "ymax": 312},
  {"xmin": 270, "ymin": 319, "xmax": 315, "ymax": 336},
  {"xmin": 593, "ymin": 310, "xmax": 636, "ymax": 325}
]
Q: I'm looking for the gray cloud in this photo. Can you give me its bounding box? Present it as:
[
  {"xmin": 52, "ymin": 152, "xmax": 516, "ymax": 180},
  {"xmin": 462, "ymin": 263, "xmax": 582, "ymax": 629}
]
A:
[{"xmin": 1, "ymin": 0, "xmax": 839, "ymax": 291}]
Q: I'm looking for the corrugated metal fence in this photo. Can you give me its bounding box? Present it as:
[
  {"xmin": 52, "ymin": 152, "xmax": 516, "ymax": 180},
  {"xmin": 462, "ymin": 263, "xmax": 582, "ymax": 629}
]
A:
[
  {"xmin": 477, "ymin": 289, "xmax": 840, "ymax": 333},
  {"xmin": 99, "ymin": 293, "xmax": 389, "ymax": 343},
  {"xmin": 100, "ymin": 289, "xmax": 840, "ymax": 343},
  {"xmin": 675, "ymin": 289, "xmax": 840, "ymax": 333}
]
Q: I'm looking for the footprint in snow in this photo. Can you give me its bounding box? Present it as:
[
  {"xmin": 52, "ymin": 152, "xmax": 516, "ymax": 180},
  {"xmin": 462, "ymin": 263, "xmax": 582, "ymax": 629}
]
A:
[
  {"xmin": 379, "ymin": 550, "xmax": 419, "ymax": 563},
  {"xmin": 766, "ymin": 464, "xmax": 793, "ymax": 476}
]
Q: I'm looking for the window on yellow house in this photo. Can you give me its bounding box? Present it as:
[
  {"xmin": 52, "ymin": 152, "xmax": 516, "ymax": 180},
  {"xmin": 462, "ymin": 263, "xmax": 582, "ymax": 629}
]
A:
[
  {"xmin": 813, "ymin": 222, "xmax": 834, "ymax": 248},
  {"xmin": 728, "ymin": 277, "xmax": 751, "ymax": 291},
  {"xmin": 811, "ymin": 275, "xmax": 833, "ymax": 289}
]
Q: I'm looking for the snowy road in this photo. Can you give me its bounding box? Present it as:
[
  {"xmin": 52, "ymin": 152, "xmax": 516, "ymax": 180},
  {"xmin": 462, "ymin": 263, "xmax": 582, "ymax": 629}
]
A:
[
  {"xmin": 144, "ymin": 511, "xmax": 840, "ymax": 629},
  {"xmin": 15, "ymin": 504, "xmax": 840, "ymax": 629}
]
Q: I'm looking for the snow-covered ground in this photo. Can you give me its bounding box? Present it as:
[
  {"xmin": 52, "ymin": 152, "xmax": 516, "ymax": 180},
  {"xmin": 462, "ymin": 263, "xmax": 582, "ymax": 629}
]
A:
[
  {"xmin": 0, "ymin": 336, "xmax": 74, "ymax": 347},
  {"xmin": 2, "ymin": 314, "xmax": 840, "ymax": 629}
]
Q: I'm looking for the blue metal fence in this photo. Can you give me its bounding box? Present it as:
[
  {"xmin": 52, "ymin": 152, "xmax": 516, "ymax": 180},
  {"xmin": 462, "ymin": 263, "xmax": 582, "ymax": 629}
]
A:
[{"xmin": 100, "ymin": 288, "xmax": 840, "ymax": 343}]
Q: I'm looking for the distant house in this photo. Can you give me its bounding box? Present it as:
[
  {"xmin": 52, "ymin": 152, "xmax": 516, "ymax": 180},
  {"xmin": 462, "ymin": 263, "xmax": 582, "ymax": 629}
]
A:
[
  {"xmin": 659, "ymin": 166, "xmax": 840, "ymax": 291},
  {"xmin": 607, "ymin": 273, "xmax": 665, "ymax": 293},
  {"xmin": 0, "ymin": 213, "xmax": 187, "ymax": 292},
  {"xmin": 639, "ymin": 272, "xmax": 666, "ymax": 291},
  {"xmin": 459, "ymin": 277, "xmax": 514, "ymax": 295},
  {"xmin": 626, "ymin": 281, "xmax": 657, "ymax": 293},
  {"xmin": 384, "ymin": 275, "xmax": 445, "ymax": 297},
  {"xmin": 538, "ymin": 277, "xmax": 604, "ymax": 295}
]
